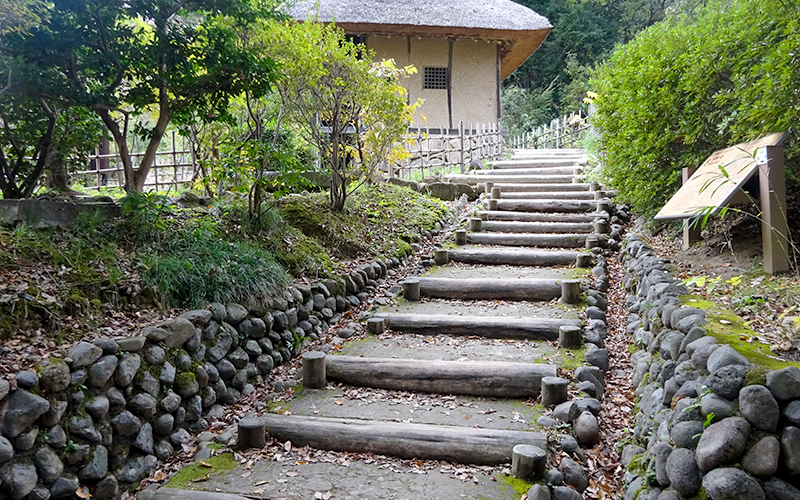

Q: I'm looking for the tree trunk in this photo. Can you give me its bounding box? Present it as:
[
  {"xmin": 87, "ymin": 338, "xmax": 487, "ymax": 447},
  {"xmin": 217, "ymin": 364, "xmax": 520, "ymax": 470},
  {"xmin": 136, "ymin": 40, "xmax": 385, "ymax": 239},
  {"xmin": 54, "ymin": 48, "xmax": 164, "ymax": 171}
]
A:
[
  {"xmin": 21, "ymin": 99, "xmax": 57, "ymax": 198},
  {"xmin": 134, "ymin": 95, "xmax": 173, "ymax": 192},
  {"xmin": 97, "ymin": 109, "xmax": 135, "ymax": 192},
  {"xmin": 376, "ymin": 312, "xmax": 580, "ymax": 340}
]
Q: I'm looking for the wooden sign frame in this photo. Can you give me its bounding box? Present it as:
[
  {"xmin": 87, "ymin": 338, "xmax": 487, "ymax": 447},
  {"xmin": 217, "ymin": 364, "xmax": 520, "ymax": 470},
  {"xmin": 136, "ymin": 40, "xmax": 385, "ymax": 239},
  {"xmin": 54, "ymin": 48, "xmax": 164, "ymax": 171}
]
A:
[{"xmin": 654, "ymin": 132, "xmax": 791, "ymax": 274}]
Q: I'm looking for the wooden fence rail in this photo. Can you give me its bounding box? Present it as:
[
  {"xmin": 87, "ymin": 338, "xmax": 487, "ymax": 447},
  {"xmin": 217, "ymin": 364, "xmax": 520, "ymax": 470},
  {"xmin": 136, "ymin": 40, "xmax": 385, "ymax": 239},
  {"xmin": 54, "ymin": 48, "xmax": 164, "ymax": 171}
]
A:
[
  {"xmin": 509, "ymin": 110, "xmax": 591, "ymax": 150},
  {"xmin": 72, "ymin": 123, "xmax": 505, "ymax": 193},
  {"xmin": 387, "ymin": 121, "xmax": 504, "ymax": 181},
  {"xmin": 74, "ymin": 131, "xmax": 197, "ymax": 192}
]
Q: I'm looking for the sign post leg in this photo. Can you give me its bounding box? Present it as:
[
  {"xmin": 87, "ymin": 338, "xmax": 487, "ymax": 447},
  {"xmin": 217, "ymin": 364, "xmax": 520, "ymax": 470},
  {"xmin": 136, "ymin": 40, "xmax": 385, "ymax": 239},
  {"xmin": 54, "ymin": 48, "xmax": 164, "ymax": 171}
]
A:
[
  {"xmin": 682, "ymin": 167, "xmax": 702, "ymax": 250},
  {"xmin": 759, "ymin": 146, "xmax": 791, "ymax": 274}
]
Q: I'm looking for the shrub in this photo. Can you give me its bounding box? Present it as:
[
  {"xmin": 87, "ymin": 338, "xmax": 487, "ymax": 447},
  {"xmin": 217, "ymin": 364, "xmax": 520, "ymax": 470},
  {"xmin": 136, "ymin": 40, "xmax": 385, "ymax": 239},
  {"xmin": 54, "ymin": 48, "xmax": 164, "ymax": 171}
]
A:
[{"xmin": 591, "ymin": 0, "xmax": 800, "ymax": 216}]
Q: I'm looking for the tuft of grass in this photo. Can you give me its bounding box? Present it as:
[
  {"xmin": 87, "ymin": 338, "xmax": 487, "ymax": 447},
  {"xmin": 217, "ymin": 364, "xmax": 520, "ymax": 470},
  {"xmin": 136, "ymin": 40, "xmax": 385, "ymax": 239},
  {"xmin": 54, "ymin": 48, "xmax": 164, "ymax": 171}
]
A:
[{"xmin": 141, "ymin": 233, "xmax": 289, "ymax": 310}]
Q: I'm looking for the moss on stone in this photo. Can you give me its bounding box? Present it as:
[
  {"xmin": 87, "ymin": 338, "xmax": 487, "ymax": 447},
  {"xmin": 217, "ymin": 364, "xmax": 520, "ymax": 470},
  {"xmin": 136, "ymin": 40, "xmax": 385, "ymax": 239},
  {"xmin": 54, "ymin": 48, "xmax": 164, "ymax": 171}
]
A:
[
  {"xmin": 554, "ymin": 346, "xmax": 587, "ymax": 370},
  {"xmin": 163, "ymin": 453, "xmax": 239, "ymax": 489},
  {"xmin": 175, "ymin": 371, "xmax": 197, "ymax": 390},
  {"xmin": 682, "ymin": 294, "xmax": 800, "ymax": 373},
  {"xmin": 496, "ymin": 474, "xmax": 535, "ymax": 495}
]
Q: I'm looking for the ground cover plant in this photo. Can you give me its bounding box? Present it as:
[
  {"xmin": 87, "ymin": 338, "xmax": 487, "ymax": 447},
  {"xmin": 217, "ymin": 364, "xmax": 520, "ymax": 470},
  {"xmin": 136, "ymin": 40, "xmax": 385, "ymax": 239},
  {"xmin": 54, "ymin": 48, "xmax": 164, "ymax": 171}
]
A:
[{"xmin": 0, "ymin": 183, "xmax": 450, "ymax": 340}]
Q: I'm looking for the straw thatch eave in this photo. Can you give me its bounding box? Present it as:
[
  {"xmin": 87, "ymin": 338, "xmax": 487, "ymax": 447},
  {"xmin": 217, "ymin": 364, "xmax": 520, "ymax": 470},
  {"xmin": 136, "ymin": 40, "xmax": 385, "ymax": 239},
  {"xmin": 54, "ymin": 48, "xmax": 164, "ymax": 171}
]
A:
[{"xmin": 288, "ymin": 0, "xmax": 551, "ymax": 79}]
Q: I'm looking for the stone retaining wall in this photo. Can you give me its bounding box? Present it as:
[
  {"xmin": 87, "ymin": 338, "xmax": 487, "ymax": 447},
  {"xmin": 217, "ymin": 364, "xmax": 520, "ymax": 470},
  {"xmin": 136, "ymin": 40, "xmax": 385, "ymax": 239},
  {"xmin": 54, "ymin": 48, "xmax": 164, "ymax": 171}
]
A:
[
  {"xmin": 0, "ymin": 214, "xmax": 453, "ymax": 500},
  {"xmin": 620, "ymin": 225, "xmax": 800, "ymax": 500}
]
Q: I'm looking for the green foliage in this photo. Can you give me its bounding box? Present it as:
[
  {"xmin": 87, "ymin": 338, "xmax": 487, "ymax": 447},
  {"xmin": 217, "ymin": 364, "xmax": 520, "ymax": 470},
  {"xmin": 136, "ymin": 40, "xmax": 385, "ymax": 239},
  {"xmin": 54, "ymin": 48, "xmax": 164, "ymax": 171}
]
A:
[
  {"xmin": 592, "ymin": 0, "xmax": 800, "ymax": 216},
  {"xmin": 263, "ymin": 19, "xmax": 419, "ymax": 210},
  {"xmin": 500, "ymin": 83, "xmax": 555, "ymax": 137},
  {"xmin": 507, "ymin": 0, "xmax": 678, "ymax": 121},
  {"xmin": 5, "ymin": 0, "xmax": 282, "ymax": 192},
  {"xmin": 277, "ymin": 183, "xmax": 450, "ymax": 260}
]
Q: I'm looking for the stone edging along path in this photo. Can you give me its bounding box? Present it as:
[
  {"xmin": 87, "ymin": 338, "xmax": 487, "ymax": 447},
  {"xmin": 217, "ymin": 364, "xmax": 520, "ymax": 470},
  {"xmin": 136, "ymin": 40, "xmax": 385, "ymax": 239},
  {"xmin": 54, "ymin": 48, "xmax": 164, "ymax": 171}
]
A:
[
  {"xmin": 619, "ymin": 223, "xmax": 800, "ymax": 500},
  {"xmin": 0, "ymin": 207, "xmax": 458, "ymax": 500}
]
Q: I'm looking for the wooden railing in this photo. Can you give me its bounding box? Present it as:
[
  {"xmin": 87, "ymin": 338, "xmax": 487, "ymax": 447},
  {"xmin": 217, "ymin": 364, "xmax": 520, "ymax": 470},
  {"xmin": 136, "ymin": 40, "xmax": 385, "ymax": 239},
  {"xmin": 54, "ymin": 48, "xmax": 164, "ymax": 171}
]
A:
[
  {"xmin": 509, "ymin": 110, "xmax": 591, "ymax": 150},
  {"xmin": 387, "ymin": 121, "xmax": 504, "ymax": 181},
  {"xmin": 74, "ymin": 131, "xmax": 197, "ymax": 192}
]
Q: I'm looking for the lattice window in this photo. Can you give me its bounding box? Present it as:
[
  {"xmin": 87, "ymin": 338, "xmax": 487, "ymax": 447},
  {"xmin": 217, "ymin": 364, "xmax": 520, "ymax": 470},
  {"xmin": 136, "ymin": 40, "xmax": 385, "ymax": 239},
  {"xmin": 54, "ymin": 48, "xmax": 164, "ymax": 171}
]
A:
[{"xmin": 423, "ymin": 67, "xmax": 448, "ymax": 90}]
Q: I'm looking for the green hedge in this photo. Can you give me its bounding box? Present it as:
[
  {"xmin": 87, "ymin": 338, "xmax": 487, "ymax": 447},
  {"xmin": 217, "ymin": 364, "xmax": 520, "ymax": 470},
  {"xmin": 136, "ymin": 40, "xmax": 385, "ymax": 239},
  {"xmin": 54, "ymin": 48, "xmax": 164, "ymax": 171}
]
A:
[{"xmin": 591, "ymin": 0, "xmax": 800, "ymax": 216}]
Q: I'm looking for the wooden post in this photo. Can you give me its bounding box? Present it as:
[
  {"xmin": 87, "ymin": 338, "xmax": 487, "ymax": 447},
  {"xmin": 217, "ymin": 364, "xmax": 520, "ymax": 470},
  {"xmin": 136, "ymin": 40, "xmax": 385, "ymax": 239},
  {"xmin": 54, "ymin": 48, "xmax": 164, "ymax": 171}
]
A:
[
  {"xmin": 403, "ymin": 278, "xmax": 421, "ymax": 300},
  {"xmin": 576, "ymin": 254, "xmax": 592, "ymax": 268},
  {"xmin": 511, "ymin": 444, "xmax": 547, "ymax": 481},
  {"xmin": 479, "ymin": 212, "xmax": 489, "ymax": 221},
  {"xmin": 558, "ymin": 325, "xmax": 583, "ymax": 348},
  {"xmin": 759, "ymin": 145, "xmax": 791, "ymax": 274},
  {"xmin": 237, "ymin": 417, "xmax": 266, "ymax": 450},
  {"xmin": 682, "ymin": 167, "xmax": 702, "ymax": 250},
  {"xmin": 491, "ymin": 186, "xmax": 501, "ymax": 200},
  {"xmin": 594, "ymin": 219, "xmax": 609, "ymax": 234},
  {"xmin": 585, "ymin": 236, "xmax": 600, "ymax": 249},
  {"xmin": 596, "ymin": 199, "xmax": 611, "ymax": 213},
  {"xmin": 469, "ymin": 218, "xmax": 483, "ymax": 232},
  {"xmin": 561, "ymin": 280, "xmax": 581, "ymax": 304},
  {"xmin": 172, "ymin": 131, "xmax": 178, "ymax": 192},
  {"xmin": 594, "ymin": 191, "xmax": 604, "ymax": 200},
  {"xmin": 367, "ymin": 318, "xmax": 385, "ymax": 335},
  {"xmin": 485, "ymin": 181, "xmax": 494, "ymax": 194},
  {"xmin": 455, "ymin": 229, "xmax": 467, "ymax": 245},
  {"xmin": 488, "ymin": 199, "xmax": 498, "ymax": 211},
  {"xmin": 434, "ymin": 249, "xmax": 449, "ymax": 265},
  {"xmin": 302, "ymin": 351, "xmax": 326, "ymax": 389},
  {"xmin": 590, "ymin": 182, "xmax": 600, "ymax": 191},
  {"xmin": 541, "ymin": 376, "xmax": 569, "ymax": 407},
  {"xmin": 459, "ymin": 121, "xmax": 465, "ymax": 174}
]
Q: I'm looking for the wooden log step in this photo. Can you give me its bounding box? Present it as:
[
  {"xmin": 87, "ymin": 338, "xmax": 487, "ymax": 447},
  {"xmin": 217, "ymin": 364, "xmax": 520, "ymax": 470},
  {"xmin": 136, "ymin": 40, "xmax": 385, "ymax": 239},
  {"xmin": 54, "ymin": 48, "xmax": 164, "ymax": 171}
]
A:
[
  {"xmin": 500, "ymin": 191, "xmax": 597, "ymax": 201},
  {"xmin": 495, "ymin": 199, "xmax": 596, "ymax": 213},
  {"xmin": 466, "ymin": 232, "xmax": 591, "ymax": 248},
  {"xmin": 512, "ymin": 148, "xmax": 583, "ymax": 156},
  {"xmin": 260, "ymin": 414, "xmax": 548, "ymax": 465},
  {"xmin": 478, "ymin": 221, "xmax": 594, "ymax": 234},
  {"xmin": 376, "ymin": 313, "xmax": 582, "ymax": 340},
  {"xmin": 154, "ymin": 489, "xmax": 250, "ymax": 500},
  {"xmin": 448, "ymin": 248, "xmax": 581, "ymax": 266},
  {"xmin": 478, "ymin": 211, "xmax": 600, "ymax": 223},
  {"xmin": 325, "ymin": 355, "xmax": 557, "ymax": 397},
  {"xmin": 418, "ymin": 277, "xmax": 561, "ymax": 300},
  {"xmin": 490, "ymin": 159, "xmax": 587, "ymax": 168},
  {"xmin": 449, "ymin": 174, "xmax": 580, "ymax": 184},
  {"xmin": 473, "ymin": 166, "xmax": 582, "ymax": 176},
  {"xmin": 478, "ymin": 182, "xmax": 591, "ymax": 193}
]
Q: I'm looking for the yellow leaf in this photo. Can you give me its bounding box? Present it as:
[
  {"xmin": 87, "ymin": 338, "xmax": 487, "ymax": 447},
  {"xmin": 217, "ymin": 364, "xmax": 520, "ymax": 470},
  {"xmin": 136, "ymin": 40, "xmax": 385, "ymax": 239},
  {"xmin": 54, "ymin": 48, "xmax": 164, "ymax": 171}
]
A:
[{"xmin": 76, "ymin": 486, "xmax": 92, "ymax": 499}]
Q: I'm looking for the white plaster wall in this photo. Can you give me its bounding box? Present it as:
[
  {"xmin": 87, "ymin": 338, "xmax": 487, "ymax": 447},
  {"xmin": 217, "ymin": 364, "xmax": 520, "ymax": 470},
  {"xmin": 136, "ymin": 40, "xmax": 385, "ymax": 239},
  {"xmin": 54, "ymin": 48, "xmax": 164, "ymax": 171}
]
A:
[{"xmin": 366, "ymin": 36, "xmax": 499, "ymax": 128}]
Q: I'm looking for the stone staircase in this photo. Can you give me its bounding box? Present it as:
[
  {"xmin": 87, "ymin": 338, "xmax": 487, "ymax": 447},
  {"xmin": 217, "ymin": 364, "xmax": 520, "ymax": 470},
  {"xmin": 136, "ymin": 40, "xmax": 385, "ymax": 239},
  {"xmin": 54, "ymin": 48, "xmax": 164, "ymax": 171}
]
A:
[{"xmin": 153, "ymin": 148, "xmax": 614, "ymax": 500}]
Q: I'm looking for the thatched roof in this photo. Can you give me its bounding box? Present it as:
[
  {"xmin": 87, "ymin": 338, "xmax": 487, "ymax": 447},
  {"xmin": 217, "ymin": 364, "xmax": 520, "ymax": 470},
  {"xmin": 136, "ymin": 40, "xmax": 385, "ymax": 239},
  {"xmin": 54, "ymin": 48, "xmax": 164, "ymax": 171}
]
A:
[{"xmin": 287, "ymin": 0, "xmax": 551, "ymax": 79}]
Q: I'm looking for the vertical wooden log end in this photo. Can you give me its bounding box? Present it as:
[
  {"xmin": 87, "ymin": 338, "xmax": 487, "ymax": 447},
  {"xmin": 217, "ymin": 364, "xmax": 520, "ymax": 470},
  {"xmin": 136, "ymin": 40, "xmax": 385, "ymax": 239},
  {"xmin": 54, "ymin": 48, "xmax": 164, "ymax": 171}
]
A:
[{"xmin": 302, "ymin": 351, "xmax": 326, "ymax": 389}]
